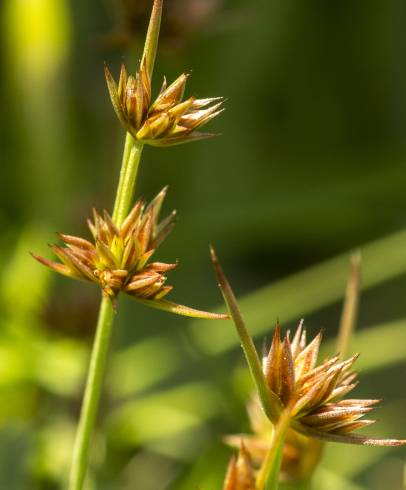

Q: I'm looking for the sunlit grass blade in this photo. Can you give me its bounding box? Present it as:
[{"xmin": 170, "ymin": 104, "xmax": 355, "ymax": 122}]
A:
[
  {"xmin": 337, "ymin": 252, "xmax": 361, "ymax": 357},
  {"xmin": 190, "ymin": 230, "xmax": 406, "ymax": 355}
]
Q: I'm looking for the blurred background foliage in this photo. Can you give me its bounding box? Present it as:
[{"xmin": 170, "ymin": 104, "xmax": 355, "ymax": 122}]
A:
[{"xmin": 1, "ymin": 0, "xmax": 406, "ymax": 488}]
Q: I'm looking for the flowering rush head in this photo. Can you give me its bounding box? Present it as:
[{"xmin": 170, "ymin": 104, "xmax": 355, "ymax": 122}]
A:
[
  {"xmin": 210, "ymin": 246, "xmax": 406, "ymax": 447},
  {"xmin": 105, "ymin": 59, "xmax": 224, "ymax": 146},
  {"xmin": 32, "ymin": 188, "xmax": 227, "ymax": 319},
  {"xmin": 262, "ymin": 321, "xmax": 405, "ymax": 446}
]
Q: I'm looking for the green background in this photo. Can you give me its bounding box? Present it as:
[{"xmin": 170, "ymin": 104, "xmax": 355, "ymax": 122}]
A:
[{"xmin": 0, "ymin": 0, "xmax": 405, "ymax": 488}]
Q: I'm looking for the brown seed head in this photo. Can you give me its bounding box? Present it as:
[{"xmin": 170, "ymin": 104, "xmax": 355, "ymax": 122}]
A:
[
  {"xmin": 105, "ymin": 60, "xmax": 224, "ymax": 146},
  {"xmin": 32, "ymin": 189, "xmax": 228, "ymax": 320},
  {"xmin": 34, "ymin": 188, "xmax": 175, "ymax": 304},
  {"xmin": 264, "ymin": 322, "xmax": 370, "ymax": 435},
  {"xmin": 263, "ymin": 321, "xmax": 405, "ymax": 446}
]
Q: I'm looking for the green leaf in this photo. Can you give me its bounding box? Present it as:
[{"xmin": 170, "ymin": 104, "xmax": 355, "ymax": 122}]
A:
[
  {"xmin": 130, "ymin": 296, "xmax": 229, "ymax": 319},
  {"xmin": 210, "ymin": 246, "xmax": 281, "ymax": 423}
]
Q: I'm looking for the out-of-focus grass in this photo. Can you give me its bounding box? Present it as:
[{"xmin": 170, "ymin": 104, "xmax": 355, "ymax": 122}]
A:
[{"xmin": 189, "ymin": 229, "xmax": 406, "ymax": 354}]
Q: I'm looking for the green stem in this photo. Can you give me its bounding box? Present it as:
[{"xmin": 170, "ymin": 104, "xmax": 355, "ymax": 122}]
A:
[
  {"xmin": 256, "ymin": 408, "xmax": 292, "ymax": 490},
  {"xmin": 68, "ymin": 297, "xmax": 114, "ymax": 490},
  {"xmin": 112, "ymin": 135, "xmax": 144, "ymax": 227},
  {"xmin": 68, "ymin": 136, "xmax": 143, "ymax": 489},
  {"xmin": 68, "ymin": 0, "xmax": 162, "ymax": 485}
]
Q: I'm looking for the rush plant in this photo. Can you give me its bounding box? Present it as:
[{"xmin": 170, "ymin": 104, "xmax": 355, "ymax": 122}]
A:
[
  {"xmin": 31, "ymin": 1, "xmax": 405, "ymax": 489},
  {"xmin": 33, "ymin": 1, "xmax": 226, "ymax": 488}
]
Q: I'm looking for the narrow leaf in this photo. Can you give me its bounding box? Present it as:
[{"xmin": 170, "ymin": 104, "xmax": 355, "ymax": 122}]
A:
[
  {"xmin": 210, "ymin": 246, "xmax": 282, "ymax": 423},
  {"xmin": 129, "ymin": 296, "xmax": 229, "ymax": 319},
  {"xmin": 337, "ymin": 253, "xmax": 361, "ymax": 357}
]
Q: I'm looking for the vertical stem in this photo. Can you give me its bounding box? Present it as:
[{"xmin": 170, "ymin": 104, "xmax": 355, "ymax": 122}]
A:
[
  {"xmin": 112, "ymin": 136, "xmax": 144, "ymax": 226},
  {"xmin": 68, "ymin": 1, "xmax": 163, "ymax": 487},
  {"xmin": 68, "ymin": 297, "xmax": 114, "ymax": 490},
  {"xmin": 68, "ymin": 137, "xmax": 143, "ymax": 489},
  {"xmin": 141, "ymin": 0, "xmax": 163, "ymax": 77},
  {"xmin": 256, "ymin": 408, "xmax": 292, "ymax": 490},
  {"xmin": 68, "ymin": 136, "xmax": 143, "ymax": 490}
]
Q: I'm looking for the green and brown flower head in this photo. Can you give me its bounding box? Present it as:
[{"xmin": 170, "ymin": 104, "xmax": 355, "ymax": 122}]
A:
[
  {"xmin": 33, "ymin": 188, "xmax": 227, "ymax": 319},
  {"xmin": 105, "ymin": 58, "xmax": 224, "ymax": 146},
  {"xmin": 211, "ymin": 246, "xmax": 406, "ymax": 447},
  {"xmin": 263, "ymin": 321, "xmax": 404, "ymax": 446}
]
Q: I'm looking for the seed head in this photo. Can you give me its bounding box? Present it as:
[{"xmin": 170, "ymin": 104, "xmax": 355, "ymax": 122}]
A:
[
  {"xmin": 105, "ymin": 60, "xmax": 224, "ymax": 146},
  {"xmin": 263, "ymin": 321, "xmax": 405, "ymax": 446},
  {"xmin": 32, "ymin": 188, "xmax": 228, "ymax": 319}
]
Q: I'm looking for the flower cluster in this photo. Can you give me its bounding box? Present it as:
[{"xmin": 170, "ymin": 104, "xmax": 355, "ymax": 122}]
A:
[
  {"xmin": 105, "ymin": 59, "xmax": 224, "ymax": 146},
  {"xmin": 33, "ymin": 188, "xmax": 227, "ymax": 319},
  {"xmin": 263, "ymin": 322, "xmax": 387, "ymax": 444}
]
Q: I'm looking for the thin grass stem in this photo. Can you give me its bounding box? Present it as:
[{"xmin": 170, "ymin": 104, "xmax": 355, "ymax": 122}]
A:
[
  {"xmin": 67, "ymin": 1, "xmax": 163, "ymax": 487},
  {"xmin": 256, "ymin": 408, "xmax": 292, "ymax": 490},
  {"xmin": 68, "ymin": 297, "xmax": 114, "ymax": 490}
]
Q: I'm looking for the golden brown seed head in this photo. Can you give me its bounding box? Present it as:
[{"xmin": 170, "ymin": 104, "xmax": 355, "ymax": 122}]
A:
[
  {"xmin": 32, "ymin": 189, "xmax": 229, "ymax": 320},
  {"xmin": 105, "ymin": 60, "xmax": 224, "ymax": 146},
  {"xmin": 33, "ymin": 188, "xmax": 175, "ymax": 305},
  {"xmin": 263, "ymin": 322, "xmax": 374, "ymax": 437}
]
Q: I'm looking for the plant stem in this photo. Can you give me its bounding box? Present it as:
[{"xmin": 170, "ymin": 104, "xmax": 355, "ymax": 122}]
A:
[
  {"xmin": 112, "ymin": 135, "xmax": 144, "ymax": 227},
  {"xmin": 68, "ymin": 297, "xmax": 114, "ymax": 490},
  {"xmin": 256, "ymin": 408, "xmax": 292, "ymax": 490},
  {"xmin": 68, "ymin": 137, "xmax": 144, "ymax": 490},
  {"xmin": 68, "ymin": 2, "xmax": 162, "ymax": 486}
]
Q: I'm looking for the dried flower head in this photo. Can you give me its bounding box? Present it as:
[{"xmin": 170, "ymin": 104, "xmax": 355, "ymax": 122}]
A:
[
  {"xmin": 105, "ymin": 59, "xmax": 224, "ymax": 146},
  {"xmin": 223, "ymin": 444, "xmax": 256, "ymax": 490},
  {"xmin": 225, "ymin": 395, "xmax": 323, "ymax": 483},
  {"xmin": 33, "ymin": 188, "xmax": 227, "ymax": 319},
  {"xmin": 264, "ymin": 321, "xmax": 405, "ymax": 446}
]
